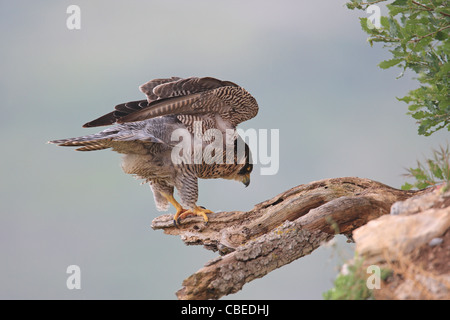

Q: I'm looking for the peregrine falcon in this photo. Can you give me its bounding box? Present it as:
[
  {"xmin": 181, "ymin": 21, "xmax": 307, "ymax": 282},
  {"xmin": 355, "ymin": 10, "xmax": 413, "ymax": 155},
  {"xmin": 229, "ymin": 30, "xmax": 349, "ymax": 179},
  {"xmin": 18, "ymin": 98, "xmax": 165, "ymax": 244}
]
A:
[{"xmin": 49, "ymin": 77, "xmax": 259, "ymax": 225}]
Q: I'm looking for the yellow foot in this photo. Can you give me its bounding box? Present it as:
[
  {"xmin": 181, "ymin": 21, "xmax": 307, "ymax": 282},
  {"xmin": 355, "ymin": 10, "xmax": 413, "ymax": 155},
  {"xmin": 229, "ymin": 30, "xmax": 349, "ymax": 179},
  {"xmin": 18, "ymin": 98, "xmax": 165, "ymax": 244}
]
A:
[
  {"xmin": 173, "ymin": 207, "xmax": 189, "ymax": 227},
  {"xmin": 176, "ymin": 206, "xmax": 213, "ymax": 225}
]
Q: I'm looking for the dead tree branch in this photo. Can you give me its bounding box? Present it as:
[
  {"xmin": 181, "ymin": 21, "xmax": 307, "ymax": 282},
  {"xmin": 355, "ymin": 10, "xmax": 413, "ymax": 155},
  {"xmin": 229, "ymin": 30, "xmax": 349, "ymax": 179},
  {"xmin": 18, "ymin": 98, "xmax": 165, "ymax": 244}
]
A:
[{"xmin": 151, "ymin": 177, "xmax": 431, "ymax": 300}]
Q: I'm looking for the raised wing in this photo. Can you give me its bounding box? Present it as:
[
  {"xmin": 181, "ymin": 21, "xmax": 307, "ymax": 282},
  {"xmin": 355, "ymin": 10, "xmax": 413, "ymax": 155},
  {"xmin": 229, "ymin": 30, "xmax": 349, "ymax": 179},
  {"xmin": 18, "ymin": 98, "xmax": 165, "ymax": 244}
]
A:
[
  {"xmin": 83, "ymin": 77, "xmax": 181, "ymax": 128},
  {"xmin": 83, "ymin": 77, "xmax": 258, "ymax": 128}
]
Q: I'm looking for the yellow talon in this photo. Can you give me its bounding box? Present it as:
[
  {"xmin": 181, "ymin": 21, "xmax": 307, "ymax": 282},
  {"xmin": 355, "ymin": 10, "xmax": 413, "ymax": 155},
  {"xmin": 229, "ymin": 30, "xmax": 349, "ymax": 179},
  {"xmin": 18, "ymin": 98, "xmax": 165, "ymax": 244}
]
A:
[
  {"xmin": 180, "ymin": 206, "xmax": 213, "ymax": 224},
  {"xmin": 160, "ymin": 193, "xmax": 187, "ymax": 226},
  {"xmin": 160, "ymin": 192, "xmax": 213, "ymax": 225}
]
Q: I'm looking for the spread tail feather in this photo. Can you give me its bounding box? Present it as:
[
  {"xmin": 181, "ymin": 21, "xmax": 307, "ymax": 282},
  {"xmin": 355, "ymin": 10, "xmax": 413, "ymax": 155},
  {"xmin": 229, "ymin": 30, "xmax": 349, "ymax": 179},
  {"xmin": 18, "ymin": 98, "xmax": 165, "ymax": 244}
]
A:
[
  {"xmin": 48, "ymin": 135, "xmax": 113, "ymax": 151},
  {"xmin": 48, "ymin": 126, "xmax": 165, "ymax": 152}
]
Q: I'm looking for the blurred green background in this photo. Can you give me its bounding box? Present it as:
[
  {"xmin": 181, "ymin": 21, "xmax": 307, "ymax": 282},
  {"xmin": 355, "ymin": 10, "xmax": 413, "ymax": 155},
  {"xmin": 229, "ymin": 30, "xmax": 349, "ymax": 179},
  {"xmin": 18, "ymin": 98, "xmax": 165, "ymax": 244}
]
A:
[{"xmin": 0, "ymin": 0, "xmax": 447, "ymax": 299}]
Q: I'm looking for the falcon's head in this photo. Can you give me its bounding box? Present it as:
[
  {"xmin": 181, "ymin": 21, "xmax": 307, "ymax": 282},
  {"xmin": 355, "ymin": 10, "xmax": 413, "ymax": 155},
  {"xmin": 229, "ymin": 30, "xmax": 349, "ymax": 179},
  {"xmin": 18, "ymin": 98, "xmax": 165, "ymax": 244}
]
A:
[
  {"xmin": 236, "ymin": 162, "xmax": 253, "ymax": 187},
  {"xmin": 226, "ymin": 138, "xmax": 253, "ymax": 187}
]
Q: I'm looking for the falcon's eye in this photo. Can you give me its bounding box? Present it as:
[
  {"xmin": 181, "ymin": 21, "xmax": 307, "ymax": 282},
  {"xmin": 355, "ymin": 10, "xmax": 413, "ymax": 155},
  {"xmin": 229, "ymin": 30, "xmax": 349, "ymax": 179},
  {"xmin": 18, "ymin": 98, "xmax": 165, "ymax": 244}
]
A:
[{"xmin": 239, "ymin": 163, "xmax": 253, "ymax": 175}]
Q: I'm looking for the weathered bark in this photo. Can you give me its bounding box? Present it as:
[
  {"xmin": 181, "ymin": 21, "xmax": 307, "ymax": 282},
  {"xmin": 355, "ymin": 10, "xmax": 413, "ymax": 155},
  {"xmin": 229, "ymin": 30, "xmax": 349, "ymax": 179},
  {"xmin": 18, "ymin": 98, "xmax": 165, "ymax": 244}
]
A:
[{"xmin": 151, "ymin": 177, "xmax": 431, "ymax": 300}]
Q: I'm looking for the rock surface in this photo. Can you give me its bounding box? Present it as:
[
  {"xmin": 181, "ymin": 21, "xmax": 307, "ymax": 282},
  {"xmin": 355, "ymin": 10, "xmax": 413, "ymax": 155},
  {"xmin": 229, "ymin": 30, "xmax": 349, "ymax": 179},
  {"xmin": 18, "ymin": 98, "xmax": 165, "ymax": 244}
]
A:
[{"xmin": 352, "ymin": 187, "xmax": 450, "ymax": 299}]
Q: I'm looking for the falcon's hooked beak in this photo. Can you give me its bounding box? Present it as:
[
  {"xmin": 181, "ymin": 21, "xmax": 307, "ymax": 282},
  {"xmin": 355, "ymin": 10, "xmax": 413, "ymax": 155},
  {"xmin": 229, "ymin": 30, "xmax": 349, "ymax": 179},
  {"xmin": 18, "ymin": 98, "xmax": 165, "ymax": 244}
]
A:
[{"xmin": 242, "ymin": 173, "xmax": 250, "ymax": 187}]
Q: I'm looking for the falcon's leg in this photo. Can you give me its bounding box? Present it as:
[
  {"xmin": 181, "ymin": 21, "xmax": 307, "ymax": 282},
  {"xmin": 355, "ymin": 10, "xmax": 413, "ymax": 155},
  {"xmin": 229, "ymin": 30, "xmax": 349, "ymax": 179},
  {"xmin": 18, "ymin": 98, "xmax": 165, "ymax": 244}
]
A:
[
  {"xmin": 160, "ymin": 192, "xmax": 188, "ymax": 226},
  {"xmin": 173, "ymin": 172, "xmax": 213, "ymax": 224},
  {"xmin": 177, "ymin": 206, "xmax": 213, "ymax": 224}
]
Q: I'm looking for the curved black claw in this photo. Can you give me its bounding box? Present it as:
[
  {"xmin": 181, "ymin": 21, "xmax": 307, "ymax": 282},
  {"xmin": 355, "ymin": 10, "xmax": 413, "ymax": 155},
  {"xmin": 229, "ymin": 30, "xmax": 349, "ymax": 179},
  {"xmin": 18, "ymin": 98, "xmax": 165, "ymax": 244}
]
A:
[{"xmin": 173, "ymin": 216, "xmax": 184, "ymax": 228}]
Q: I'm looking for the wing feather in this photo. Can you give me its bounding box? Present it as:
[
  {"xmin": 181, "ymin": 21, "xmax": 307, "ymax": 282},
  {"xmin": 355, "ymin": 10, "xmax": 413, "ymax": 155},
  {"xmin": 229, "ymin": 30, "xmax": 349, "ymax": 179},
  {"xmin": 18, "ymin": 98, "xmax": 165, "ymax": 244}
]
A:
[
  {"xmin": 116, "ymin": 93, "xmax": 203, "ymax": 124},
  {"xmin": 139, "ymin": 77, "xmax": 182, "ymax": 102},
  {"xmin": 82, "ymin": 76, "xmax": 257, "ymax": 128}
]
